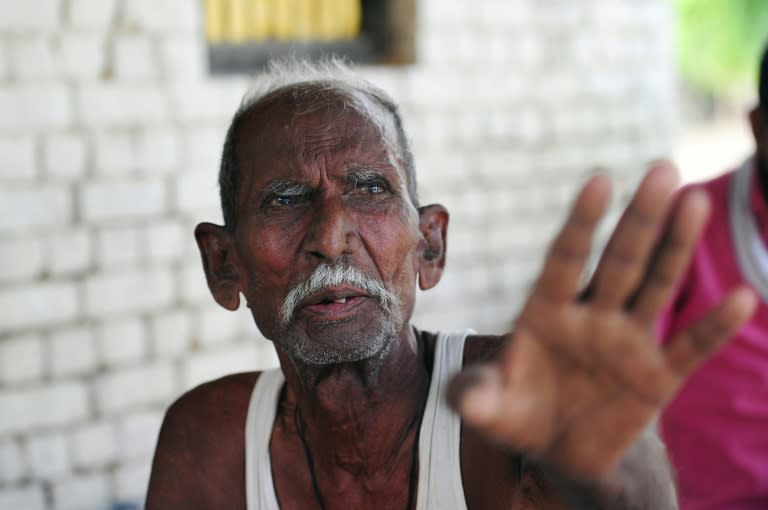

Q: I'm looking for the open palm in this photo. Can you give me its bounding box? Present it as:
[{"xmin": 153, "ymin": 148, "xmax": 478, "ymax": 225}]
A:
[{"xmin": 455, "ymin": 163, "xmax": 756, "ymax": 478}]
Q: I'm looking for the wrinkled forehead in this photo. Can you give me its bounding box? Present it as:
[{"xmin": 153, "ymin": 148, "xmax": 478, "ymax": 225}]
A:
[{"xmin": 237, "ymin": 84, "xmax": 401, "ymax": 162}]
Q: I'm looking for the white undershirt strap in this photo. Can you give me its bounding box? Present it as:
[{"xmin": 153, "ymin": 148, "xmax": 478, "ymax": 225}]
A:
[
  {"xmin": 245, "ymin": 368, "xmax": 283, "ymax": 510},
  {"xmin": 245, "ymin": 329, "xmax": 473, "ymax": 509},
  {"xmin": 415, "ymin": 329, "xmax": 471, "ymax": 510}
]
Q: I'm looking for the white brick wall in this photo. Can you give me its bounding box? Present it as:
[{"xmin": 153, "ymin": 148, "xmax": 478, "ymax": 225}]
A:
[
  {"xmin": 0, "ymin": 136, "xmax": 37, "ymax": 180},
  {"xmin": 82, "ymin": 178, "xmax": 166, "ymax": 222},
  {"xmin": 0, "ymin": 186, "xmax": 71, "ymax": 233},
  {"xmin": 43, "ymin": 133, "xmax": 87, "ymax": 180},
  {"xmin": 0, "ymin": 237, "xmax": 45, "ymax": 282},
  {"xmin": 94, "ymin": 363, "xmax": 176, "ymax": 414},
  {"xmin": 0, "ymin": 0, "xmax": 60, "ymax": 32},
  {"xmin": 84, "ymin": 268, "xmax": 174, "ymax": 316},
  {"xmin": 0, "ymin": 383, "xmax": 89, "ymax": 436},
  {"xmin": 25, "ymin": 432, "xmax": 71, "ymax": 479},
  {"xmin": 98, "ymin": 317, "xmax": 148, "ymax": 366},
  {"xmin": 0, "ymin": 0, "xmax": 676, "ymax": 506},
  {"xmin": 52, "ymin": 473, "xmax": 110, "ymax": 510},
  {"xmin": 0, "ymin": 282, "xmax": 79, "ymax": 332},
  {"xmin": 68, "ymin": 0, "xmax": 116, "ymax": 30},
  {"xmin": 0, "ymin": 85, "xmax": 72, "ymax": 131},
  {"xmin": 0, "ymin": 439, "xmax": 26, "ymax": 483},
  {"xmin": 49, "ymin": 326, "xmax": 97, "ymax": 376},
  {"xmin": 0, "ymin": 333, "xmax": 44, "ymax": 383},
  {"xmin": 0, "ymin": 487, "xmax": 46, "ymax": 510},
  {"xmin": 70, "ymin": 421, "xmax": 117, "ymax": 469}
]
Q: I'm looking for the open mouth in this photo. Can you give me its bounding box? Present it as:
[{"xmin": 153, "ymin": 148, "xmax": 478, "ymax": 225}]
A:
[{"xmin": 296, "ymin": 287, "xmax": 372, "ymax": 320}]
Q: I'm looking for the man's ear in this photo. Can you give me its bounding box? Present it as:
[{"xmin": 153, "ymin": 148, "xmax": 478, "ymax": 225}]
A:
[
  {"xmin": 417, "ymin": 204, "xmax": 449, "ymax": 290},
  {"xmin": 194, "ymin": 222, "xmax": 243, "ymax": 311}
]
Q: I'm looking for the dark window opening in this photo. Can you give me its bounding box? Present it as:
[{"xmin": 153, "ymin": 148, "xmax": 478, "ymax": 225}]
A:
[{"xmin": 203, "ymin": 0, "xmax": 416, "ymax": 74}]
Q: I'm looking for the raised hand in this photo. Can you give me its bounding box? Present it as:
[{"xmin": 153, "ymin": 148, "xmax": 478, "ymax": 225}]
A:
[{"xmin": 453, "ymin": 162, "xmax": 756, "ymax": 479}]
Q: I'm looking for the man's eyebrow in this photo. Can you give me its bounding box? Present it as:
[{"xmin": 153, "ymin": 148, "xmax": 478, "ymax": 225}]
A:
[
  {"xmin": 263, "ymin": 179, "xmax": 312, "ymax": 195},
  {"xmin": 346, "ymin": 167, "xmax": 389, "ymax": 183}
]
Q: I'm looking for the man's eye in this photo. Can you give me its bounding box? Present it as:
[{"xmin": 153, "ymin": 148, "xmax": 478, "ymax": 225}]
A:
[
  {"xmin": 365, "ymin": 183, "xmax": 385, "ymax": 194},
  {"xmin": 269, "ymin": 195, "xmax": 297, "ymax": 206},
  {"xmin": 354, "ymin": 180, "xmax": 388, "ymax": 194}
]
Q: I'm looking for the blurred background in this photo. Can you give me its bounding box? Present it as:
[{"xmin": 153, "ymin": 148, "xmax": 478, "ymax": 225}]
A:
[{"xmin": 0, "ymin": 1, "xmax": 764, "ymax": 508}]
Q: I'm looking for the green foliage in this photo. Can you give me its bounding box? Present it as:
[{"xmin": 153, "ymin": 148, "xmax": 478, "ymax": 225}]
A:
[{"xmin": 674, "ymin": 0, "xmax": 768, "ymax": 98}]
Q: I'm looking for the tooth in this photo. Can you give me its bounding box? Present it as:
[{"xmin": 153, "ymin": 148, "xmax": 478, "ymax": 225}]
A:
[{"xmin": 333, "ymin": 298, "xmax": 347, "ymax": 304}]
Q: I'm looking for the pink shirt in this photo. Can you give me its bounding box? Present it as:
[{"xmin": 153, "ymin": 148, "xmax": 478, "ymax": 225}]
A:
[{"xmin": 659, "ymin": 159, "xmax": 768, "ymax": 510}]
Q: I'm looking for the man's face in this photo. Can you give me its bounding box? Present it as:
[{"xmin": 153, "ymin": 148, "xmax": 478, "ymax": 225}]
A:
[{"xmin": 230, "ymin": 89, "xmax": 424, "ymax": 365}]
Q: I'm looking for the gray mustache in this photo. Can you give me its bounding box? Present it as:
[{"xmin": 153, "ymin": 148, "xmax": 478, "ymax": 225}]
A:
[{"xmin": 279, "ymin": 263, "xmax": 399, "ymax": 327}]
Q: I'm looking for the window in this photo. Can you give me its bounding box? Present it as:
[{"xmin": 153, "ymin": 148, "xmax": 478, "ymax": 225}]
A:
[{"xmin": 203, "ymin": 0, "xmax": 416, "ymax": 73}]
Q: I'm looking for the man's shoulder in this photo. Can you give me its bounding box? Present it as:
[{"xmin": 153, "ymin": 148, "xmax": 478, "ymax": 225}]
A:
[
  {"xmin": 464, "ymin": 333, "xmax": 505, "ymax": 364},
  {"xmin": 146, "ymin": 371, "xmax": 265, "ymax": 507},
  {"xmin": 163, "ymin": 371, "xmax": 263, "ymax": 432}
]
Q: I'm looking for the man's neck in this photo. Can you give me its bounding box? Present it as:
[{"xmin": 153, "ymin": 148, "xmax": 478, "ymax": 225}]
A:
[{"xmin": 278, "ymin": 326, "xmax": 430, "ymax": 476}]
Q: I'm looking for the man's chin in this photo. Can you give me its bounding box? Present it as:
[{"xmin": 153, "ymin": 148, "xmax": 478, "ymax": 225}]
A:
[{"xmin": 280, "ymin": 315, "xmax": 400, "ymax": 366}]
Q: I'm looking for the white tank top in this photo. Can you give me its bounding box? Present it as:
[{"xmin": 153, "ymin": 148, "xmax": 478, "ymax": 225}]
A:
[{"xmin": 244, "ymin": 330, "xmax": 472, "ymax": 510}]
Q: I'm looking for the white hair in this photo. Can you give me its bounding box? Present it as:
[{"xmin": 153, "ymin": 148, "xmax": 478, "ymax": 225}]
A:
[{"xmin": 218, "ymin": 57, "xmax": 418, "ymax": 230}]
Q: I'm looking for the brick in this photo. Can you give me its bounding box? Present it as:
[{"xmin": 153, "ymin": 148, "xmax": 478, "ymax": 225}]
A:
[
  {"xmin": 0, "ymin": 0, "xmax": 60, "ymax": 32},
  {"xmin": 0, "ymin": 439, "xmax": 26, "ymax": 483},
  {"xmin": 0, "ymin": 237, "xmax": 44, "ymax": 282},
  {"xmin": 137, "ymin": 128, "xmax": 179, "ymax": 173},
  {"xmin": 0, "ymin": 85, "xmax": 72, "ymax": 131},
  {"xmin": 43, "ymin": 132, "xmax": 87, "ymax": 179},
  {"xmin": 0, "ymin": 136, "xmax": 36, "ymax": 179},
  {"xmin": 9, "ymin": 37, "xmax": 57, "ymax": 79},
  {"xmin": 0, "ymin": 333, "xmax": 44, "ymax": 383},
  {"xmin": 84, "ymin": 268, "xmax": 175, "ymax": 316},
  {"xmin": 24, "ymin": 432, "xmax": 70, "ymax": 479},
  {"xmin": 169, "ymin": 81, "xmax": 247, "ymax": 122},
  {"xmin": 0, "ymin": 486, "xmax": 46, "ymax": 510},
  {"xmin": 0, "ymin": 41, "xmax": 7, "ymax": 79},
  {"xmin": 57, "ymin": 33, "xmax": 104, "ymax": 79},
  {"xmin": 0, "ymin": 382, "xmax": 89, "ymax": 435},
  {"xmin": 49, "ymin": 326, "xmax": 97, "ymax": 376},
  {"xmin": 199, "ymin": 306, "xmax": 242, "ymax": 346},
  {"xmin": 70, "ymin": 421, "xmax": 116, "ymax": 469},
  {"xmin": 184, "ymin": 344, "xmax": 259, "ymax": 388},
  {"xmin": 159, "ymin": 35, "xmax": 206, "ymax": 81},
  {"xmin": 123, "ymin": 0, "xmax": 202, "ymax": 32},
  {"xmin": 48, "ymin": 228, "xmax": 92, "ymax": 275},
  {"xmin": 0, "ymin": 185, "xmax": 71, "ymax": 233},
  {"xmin": 68, "ymin": 0, "xmax": 116, "ymax": 29},
  {"xmin": 113, "ymin": 459, "xmax": 151, "ymax": 502},
  {"xmin": 117, "ymin": 411, "xmax": 162, "ymax": 461},
  {"xmin": 52, "ymin": 473, "xmax": 109, "ymax": 510},
  {"xmin": 178, "ymin": 126, "xmax": 225, "ymax": 171},
  {"xmin": 95, "ymin": 225, "xmax": 140, "ymax": 268},
  {"xmin": 95, "ymin": 363, "xmax": 176, "ymax": 413},
  {"xmin": 113, "ymin": 35, "xmax": 157, "ymax": 80},
  {"xmin": 81, "ymin": 178, "xmax": 166, "ymax": 222},
  {"xmin": 77, "ymin": 85, "xmax": 168, "ymax": 126},
  {"xmin": 181, "ymin": 260, "xmax": 214, "ymax": 304},
  {"xmin": 149, "ymin": 309, "xmax": 192, "ymax": 357},
  {"xmin": 93, "ymin": 130, "xmax": 136, "ymax": 175},
  {"xmin": 98, "ymin": 317, "xmax": 148, "ymax": 366},
  {"xmin": 145, "ymin": 219, "xmax": 186, "ymax": 263},
  {"xmin": 0, "ymin": 282, "xmax": 79, "ymax": 332},
  {"xmin": 175, "ymin": 171, "xmax": 221, "ymax": 214}
]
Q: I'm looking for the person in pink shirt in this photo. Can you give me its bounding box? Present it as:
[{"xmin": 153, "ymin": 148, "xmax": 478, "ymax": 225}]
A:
[{"xmin": 659, "ymin": 42, "xmax": 768, "ymax": 510}]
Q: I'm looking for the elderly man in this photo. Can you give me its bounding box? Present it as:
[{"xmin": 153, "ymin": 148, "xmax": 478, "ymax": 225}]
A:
[{"xmin": 145, "ymin": 60, "xmax": 756, "ymax": 509}]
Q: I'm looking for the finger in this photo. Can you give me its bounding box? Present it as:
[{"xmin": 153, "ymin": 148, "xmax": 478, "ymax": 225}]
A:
[
  {"xmin": 630, "ymin": 189, "xmax": 710, "ymax": 324},
  {"xmin": 664, "ymin": 287, "xmax": 757, "ymax": 376},
  {"xmin": 533, "ymin": 174, "xmax": 611, "ymax": 303},
  {"xmin": 588, "ymin": 162, "xmax": 680, "ymax": 309}
]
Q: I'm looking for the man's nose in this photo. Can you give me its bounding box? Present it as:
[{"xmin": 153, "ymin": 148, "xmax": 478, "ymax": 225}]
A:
[{"xmin": 302, "ymin": 199, "xmax": 359, "ymax": 261}]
